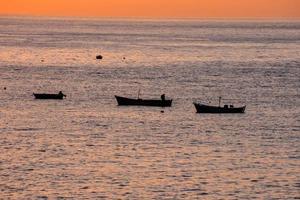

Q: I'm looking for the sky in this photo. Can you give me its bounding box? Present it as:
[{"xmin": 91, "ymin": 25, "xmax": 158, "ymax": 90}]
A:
[{"xmin": 0, "ymin": 0, "xmax": 299, "ymax": 19}]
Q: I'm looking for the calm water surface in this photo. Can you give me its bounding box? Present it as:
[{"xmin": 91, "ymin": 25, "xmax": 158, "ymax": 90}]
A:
[{"xmin": 0, "ymin": 17, "xmax": 299, "ymax": 199}]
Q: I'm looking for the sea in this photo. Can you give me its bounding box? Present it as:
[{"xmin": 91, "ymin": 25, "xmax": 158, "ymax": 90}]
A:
[{"xmin": 0, "ymin": 16, "xmax": 299, "ymax": 199}]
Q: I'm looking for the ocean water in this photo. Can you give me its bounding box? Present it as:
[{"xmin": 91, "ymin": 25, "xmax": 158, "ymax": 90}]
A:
[{"xmin": 0, "ymin": 17, "xmax": 299, "ymax": 199}]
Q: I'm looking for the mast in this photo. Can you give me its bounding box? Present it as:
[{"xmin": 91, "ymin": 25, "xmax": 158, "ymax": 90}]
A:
[{"xmin": 138, "ymin": 89, "xmax": 141, "ymax": 99}]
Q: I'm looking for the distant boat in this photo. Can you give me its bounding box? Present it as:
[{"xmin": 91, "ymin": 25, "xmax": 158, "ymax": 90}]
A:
[
  {"xmin": 194, "ymin": 103, "xmax": 246, "ymax": 113},
  {"xmin": 33, "ymin": 91, "xmax": 66, "ymax": 100},
  {"xmin": 194, "ymin": 97, "xmax": 245, "ymax": 113},
  {"xmin": 115, "ymin": 95, "xmax": 172, "ymax": 107}
]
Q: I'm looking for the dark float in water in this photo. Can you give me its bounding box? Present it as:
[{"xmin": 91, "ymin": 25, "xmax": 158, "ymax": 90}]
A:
[
  {"xmin": 33, "ymin": 91, "xmax": 66, "ymax": 100},
  {"xmin": 115, "ymin": 94, "xmax": 172, "ymax": 107},
  {"xmin": 96, "ymin": 55, "xmax": 103, "ymax": 60}
]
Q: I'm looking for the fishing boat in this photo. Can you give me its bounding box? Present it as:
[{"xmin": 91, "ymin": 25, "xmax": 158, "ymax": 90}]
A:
[
  {"xmin": 194, "ymin": 97, "xmax": 246, "ymax": 113},
  {"xmin": 33, "ymin": 91, "xmax": 66, "ymax": 100},
  {"xmin": 115, "ymin": 95, "xmax": 172, "ymax": 107}
]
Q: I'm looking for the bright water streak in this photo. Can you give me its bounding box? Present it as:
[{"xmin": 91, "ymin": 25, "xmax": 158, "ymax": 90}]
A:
[{"xmin": 0, "ymin": 17, "xmax": 299, "ymax": 199}]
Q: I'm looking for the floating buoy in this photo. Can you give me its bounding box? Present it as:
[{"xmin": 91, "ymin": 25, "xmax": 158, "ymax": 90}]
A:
[
  {"xmin": 96, "ymin": 55, "xmax": 103, "ymax": 60},
  {"xmin": 161, "ymin": 110, "xmax": 164, "ymax": 113},
  {"xmin": 4, "ymin": 87, "xmax": 6, "ymax": 90}
]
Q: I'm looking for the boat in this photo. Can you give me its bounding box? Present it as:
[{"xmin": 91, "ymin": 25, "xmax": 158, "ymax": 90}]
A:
[
  {"xmin": 33, "ymin": 91, "xmax": 66, "ymax": 100},
  {"xmin": 194, "ymin": 103, "xmax": 246, "ymax": 113},
  {"xmin": 193, "ymin": 97, "xmax": 245, "ymax": 113},
  {"xmin": 115, "ymin": 95, "xmax": 172, "ymax": 107}
]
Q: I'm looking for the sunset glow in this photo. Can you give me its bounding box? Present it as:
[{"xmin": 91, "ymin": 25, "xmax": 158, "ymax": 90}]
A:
[{"xmin": 0, "ymin": 0, "xmax": 299, "ymax": 18}]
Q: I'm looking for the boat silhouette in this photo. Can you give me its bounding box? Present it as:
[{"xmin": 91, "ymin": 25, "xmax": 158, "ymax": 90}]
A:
[
  {"xmin": 115, "ymin": 94, "xmax": 172, "ymax": 107},
  {"xmin": 194, "ymin": 97, "xmax": 245, "ymax": 113},
  {"xmin": 33, "ymin": 91, "xmax": 66, "ymax": 100}
]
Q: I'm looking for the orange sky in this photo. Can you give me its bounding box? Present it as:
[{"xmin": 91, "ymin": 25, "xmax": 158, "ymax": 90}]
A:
[{"xmin": 0, "ymin": 0, "xmax": 299, "ymax": 18}]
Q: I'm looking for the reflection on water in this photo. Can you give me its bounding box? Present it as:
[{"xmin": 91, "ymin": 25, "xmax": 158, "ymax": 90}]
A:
[{"xmin": 0, "ymin": 17, "xmax": 299, "ymax": 199}]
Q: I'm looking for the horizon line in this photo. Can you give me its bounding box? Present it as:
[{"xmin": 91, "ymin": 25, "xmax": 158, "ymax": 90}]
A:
[{"xmin": 1, "ymin": 14, "xmax": 300, "ymax": 21}]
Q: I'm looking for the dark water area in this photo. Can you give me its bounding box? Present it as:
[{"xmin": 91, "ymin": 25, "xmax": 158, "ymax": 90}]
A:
[{"xmin": 0, "ymin": 17, "xmax": 299, "ymax": 199}]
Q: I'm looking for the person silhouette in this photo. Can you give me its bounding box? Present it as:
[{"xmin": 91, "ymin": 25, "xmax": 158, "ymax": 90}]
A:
[
  {"xmin": 59, "ymin": 91, "xmax": 66, "ymax": 97},
  {"xmin": 161, "ymin": 94, "xmax": 166, "ymax": 101}
]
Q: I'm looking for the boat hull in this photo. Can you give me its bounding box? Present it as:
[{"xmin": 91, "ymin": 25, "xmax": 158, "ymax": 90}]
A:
[
  {"xmin": 33, "ymin": 93, "xmax": 65, "ymax": 100},
  {"xmin": 194, "ymin": 103, "xmax": 245, "ymax": 114},
  {"xmin": 115, "ymin": 96, "xmax": 172, "ymax": 107}
]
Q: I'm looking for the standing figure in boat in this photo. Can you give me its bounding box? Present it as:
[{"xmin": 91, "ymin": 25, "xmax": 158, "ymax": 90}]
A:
[{"xmin": 161, "ymin": 94, "xmax": 166, "ymax": 101}]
